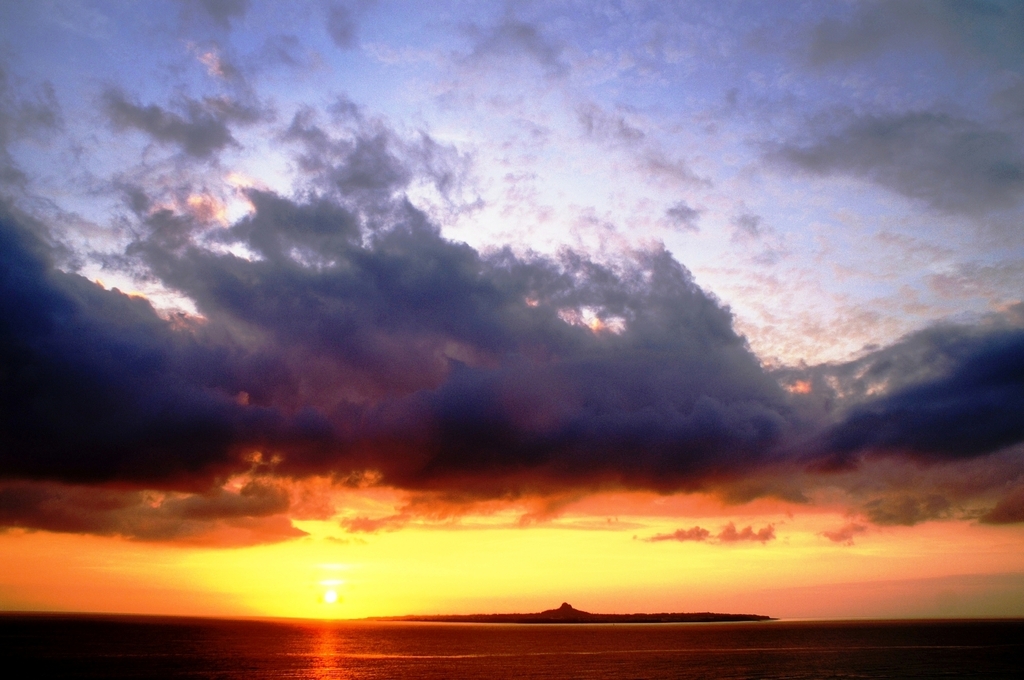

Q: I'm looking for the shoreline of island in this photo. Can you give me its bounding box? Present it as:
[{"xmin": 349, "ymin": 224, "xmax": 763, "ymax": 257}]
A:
[{"xmin": 368, "ymin": 602, "xmax": 774, "ymax": 624}]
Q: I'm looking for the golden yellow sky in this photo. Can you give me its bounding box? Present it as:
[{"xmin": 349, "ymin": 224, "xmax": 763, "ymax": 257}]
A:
[{"xmin": 4, "ymin": 491, "xmax": 1023, "ymax": 620}]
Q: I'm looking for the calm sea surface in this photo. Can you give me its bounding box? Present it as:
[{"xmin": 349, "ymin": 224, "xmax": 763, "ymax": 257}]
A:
[{"xmin": 2, "ymin": 614, "xmax": 1022, "ymax": 679}]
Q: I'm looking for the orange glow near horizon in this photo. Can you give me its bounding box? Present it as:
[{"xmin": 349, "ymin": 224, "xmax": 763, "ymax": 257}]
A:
[{"xmin": 3, "ymin": 491, "xmax": 1024, "ymax": 621}]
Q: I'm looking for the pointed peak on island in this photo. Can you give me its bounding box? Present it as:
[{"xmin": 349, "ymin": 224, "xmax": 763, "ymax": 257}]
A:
[{"xmin": 539, "ymin": 602, "xmax": 589, "ymax": 618}]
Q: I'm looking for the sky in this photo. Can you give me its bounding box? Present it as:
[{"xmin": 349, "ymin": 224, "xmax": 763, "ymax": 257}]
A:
[{"xmin": 1, "ymin": 0, "xmax": 1024, "ymax": 621}]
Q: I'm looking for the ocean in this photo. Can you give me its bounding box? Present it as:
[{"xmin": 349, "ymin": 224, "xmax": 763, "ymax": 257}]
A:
[{"xmin": 1, "ymin": 614, "xmax": 1021, "ymax": 679}]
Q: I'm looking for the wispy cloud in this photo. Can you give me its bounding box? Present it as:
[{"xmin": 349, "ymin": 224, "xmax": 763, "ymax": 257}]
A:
[{"xmin": 645, "ymin": 522, "xmax": 775, "ymax": 544}]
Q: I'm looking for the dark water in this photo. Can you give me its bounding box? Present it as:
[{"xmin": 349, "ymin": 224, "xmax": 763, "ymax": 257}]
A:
[{"xmin": 2, "ymin": 614, "xmax": 1022, "ymax": 679}]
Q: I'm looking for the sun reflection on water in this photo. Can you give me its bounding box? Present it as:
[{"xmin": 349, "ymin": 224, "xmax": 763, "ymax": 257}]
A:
[{"xmin": 308, "ymin": 624, "xmax": 350, "ymax": 679}]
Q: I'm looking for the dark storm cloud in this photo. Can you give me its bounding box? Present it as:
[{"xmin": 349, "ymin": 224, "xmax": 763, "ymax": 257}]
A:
[
  {"xmin": 102, "ymin": 89, "xmax": 267, "ymax": 159},
  {"xmin": 0, "ymin": 199, "xmax": 335, "ymax": 488},
  {"xmin": 766, "ymin": 312, "xmax": 1024, "ymax": 525},
  {"xmin": 5, "ymin": 101, "xmax": 1024, "ymax": 541},
  {"xmin": 0, "ymin": 100, "xmax": 798, "ymax": 510},
  {"xmin": 0, "ymin": 479, "xmax": 303, "ymax": 544},
  {"xmin": 128, "ymin": 181, "xmax": 792, "ymax": 492},
  {"xmin": 814, "ymin": 319, "xmax": 1024, "ymax": 465},
  {"xmin": 766, "ymin": 111, "xmax": 1024, "ymax": 215}
]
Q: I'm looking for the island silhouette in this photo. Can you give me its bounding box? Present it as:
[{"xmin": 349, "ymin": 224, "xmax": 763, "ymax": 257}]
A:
[{"xmin": 371, "ymin": 602, "xmax": 773, "ymax": 624}]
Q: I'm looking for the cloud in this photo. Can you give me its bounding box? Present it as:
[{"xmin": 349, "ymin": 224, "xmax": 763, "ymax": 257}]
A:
[
  {"xmin": 326, "ymin": 1, "xmax": 373, "ymax": 50},
  {"xmin": 732, "ymin": 213, "xmax": 763, "ymax": 240},
  {"xmin": 282, "ymin": 107, "xmax": 414, "ymax": 198},
  {"xmin": 815, "ymin": 318, "xmax": 1024, "ymax": 465},
  {"xmin": 136, "ymin": 186, "xmax": 791, "ymax": 493},
  {"xmin": 464, "ymin": 18, "xmax": 568, "ymax": 78},
  {"xmin": 281, "ymin": 106, "xmax": 477, "ymax": 214},
  {"xmin": 992, "ymin": 81, "xmax": 1024, "ymax": 121},
  {"xmin": 641, "ymin": 150, "xmax": 707, "ymax": 187},
  {"xmin": 0, "ymin": 110, "xmax": 798, "ymax": 510},
  {"xmin": 716, "ymin": 522, "xmax": 775, "ymax": 543},
  {"xmin": 862, "ymin": 494, "xmax": 953, "ymax": 526},
  {"xmin": 340, "ymin": 512, "xmax": 409, "ymax": 533},
  {"xmin": 261, "ymin": 34, "xmax": 303, "ymax": 66},
  {"xmin": 575, "ymin": 102, "xmax": 707, "ymax": 187},
  {"xmin": 577, "ymin": 102, "xmax": 645, "ymax": 144},
  {"xmin": 645, "ymin": 526, "xmax": 710, "ymax": 542},
  {"xmin": 190, "ymin": 43, "xmax": 243, "ymax": 81},
  {"xmin": 5, "ymin": 95, "xmax": 1024, "ymax": 541},
  {"xmin": 0, "ymin": 199, "xmax": 335, "ymax": 489},
  {"xmin": 0, "ymin": 478, "xmax": 304, "ymax": 545},
  {"xmin": 0, "ymin": 65, "xmax": 63, "ymax": 185},
  {"xmin": 665, "ymin": 201, "xmax": 701, "ymax": 232},
  {"xmin": 821, "ymin": 522, "xmax": 867, "ymax": 545},
  {"xmin": 804, "ymin": 0, "xmax": 1024, "ymax": 70},
  {"xmin": 766, "ymin": 111, "xmax": 1024, "ymax": 215},
  {"xmin": 646, "ymin": 522, "xmax": 775, "ymax": 544},
  {"xmin": 187, "ymin": 0, "xmax": 250, "ymax": 30},
  {"xmin": 980, "ymin": 487, "xmax": 1024, "ymax": 524},
  {"xmin": 102, "ymin": 89, "xmax": 266, "ymax": 159}
]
